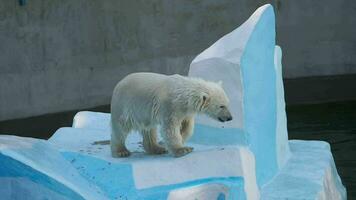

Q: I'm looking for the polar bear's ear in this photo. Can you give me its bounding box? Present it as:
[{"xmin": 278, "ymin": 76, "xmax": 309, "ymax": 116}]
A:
[
  {"xmin": 217, "ymin": 81, "xmax": 223, "ymax": 86},
  {"xmin": 198, "ymin": 92, "xmax": 210, "ymax": 111}
]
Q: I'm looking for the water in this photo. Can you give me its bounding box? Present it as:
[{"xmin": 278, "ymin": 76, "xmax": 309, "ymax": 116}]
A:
[{"xmin": 287, "ymin": 101, "xmax": 356, "ymax": 198}]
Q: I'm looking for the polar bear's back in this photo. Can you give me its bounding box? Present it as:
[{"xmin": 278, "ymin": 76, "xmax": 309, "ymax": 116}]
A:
[
  {"xmin": 113, "ymin": 73, "xmax": 170, "ymax": 98},
  {"xmin": 121, "ymin": 72, "xmax": 168, "ymax": 86},
  {"xmin": 111, "ymin": 73, "xmax": 171, "ymax": 129}
]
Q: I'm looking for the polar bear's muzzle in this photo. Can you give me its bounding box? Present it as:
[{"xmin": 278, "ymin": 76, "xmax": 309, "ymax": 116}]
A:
[
  {"xmin": 217, "ymin": 111, "xmax": 233, "ymax": 122},
  {"xmin": 218, "ymin": 116, "xmax": 233, "ymax": 122}
]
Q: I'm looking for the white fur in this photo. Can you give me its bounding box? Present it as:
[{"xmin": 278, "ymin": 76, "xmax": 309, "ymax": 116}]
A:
[{"xmin": 110, "ymin": 72, "xmax": 231, "ymax": 157}]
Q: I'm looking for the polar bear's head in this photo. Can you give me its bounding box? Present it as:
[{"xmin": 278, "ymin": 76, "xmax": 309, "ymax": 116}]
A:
[{"xmin": 197, "ymin": 81, "xmax": 233, "ymax": 123}]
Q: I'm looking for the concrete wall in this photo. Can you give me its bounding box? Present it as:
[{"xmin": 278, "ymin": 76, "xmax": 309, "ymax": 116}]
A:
[
  {"xmin": 1, "ymin": 0, "xmax": 356, "ymax": 121},
  {"xmin": 276, "ymin": 0, "xmax": 356, "ymax": 78}
]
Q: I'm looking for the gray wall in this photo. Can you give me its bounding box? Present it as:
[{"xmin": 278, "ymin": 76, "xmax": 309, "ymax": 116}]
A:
[
  {"xmin": 1, "ymin": 0, "xmax": 355, "ymax": 121},
  {"xmin": 276, "ymin": 0, "xmax": 356, "ymax": 78}
]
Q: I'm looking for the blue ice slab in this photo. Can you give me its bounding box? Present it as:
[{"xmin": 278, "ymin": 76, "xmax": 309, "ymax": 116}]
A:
[
  {"xmin": 0, "ymin": 136, "xmax": 108, "ymax": 200},
  {"xmin": 62, "ymin": 150, "xmax": 246, "ymax": 200},
  {"xmin": 48, "ymin": 125, "xmax": 259, "ymax": 199},
  {"xmin": 73, "ymin": 111, "xmax": 111, "ymax": 131},
  {"xmin": 0, "ymin": 154, "xmax": 85, "ymax": 200},
  {"xmin": 191, "ymin": 124, "xmax": 247, "ymax": 146},
  {"xmin": 261, "ymin": 140, "xmax": 346, "ymax": 199},
  {"xmin": 240, "ymin": 5, "xmax": 278, "ymax": 185},
  {"xmin": 72, "ymin": 111, "xmax": 248, "ymax": 146},
  {"xmin": 189, "ymin": 4, "xmax": 283, "ymax": 186},
  {"xmin": 274, "ymin": 46, "xmax": 291, "ymax": 168},
  {"xmin": 52, "ymin": 110, "xmax": 345, "ymax": 199},
  {"xmin": 188, "ymin": 3, "xmax": 345, "ymax": 198}
]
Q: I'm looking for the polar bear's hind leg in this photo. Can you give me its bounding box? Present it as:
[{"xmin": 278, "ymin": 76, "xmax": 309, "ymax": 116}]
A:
[
  {"xmin": 111, "ymin": 122, "xmax": 131, "ymax": 157},
  {"xmin": 142, "ymin": 128, "xmax": 167, "ymax": 155}
]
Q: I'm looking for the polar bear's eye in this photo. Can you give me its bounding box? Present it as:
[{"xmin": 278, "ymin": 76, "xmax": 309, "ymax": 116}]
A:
[{"xmin": 220, "ymin": 105, "xmax": 225, "ymax": 109}]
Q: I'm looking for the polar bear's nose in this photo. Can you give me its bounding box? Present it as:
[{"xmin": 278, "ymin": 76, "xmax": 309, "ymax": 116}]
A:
[{"xmin": 218, "ymin": 116, "xmax": 233, "ymax": 122}]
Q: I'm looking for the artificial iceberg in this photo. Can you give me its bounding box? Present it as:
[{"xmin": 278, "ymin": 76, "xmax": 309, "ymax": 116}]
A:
[{"xmin": 0, "ymin": 4, "xmax": 346, "ymax": 200}]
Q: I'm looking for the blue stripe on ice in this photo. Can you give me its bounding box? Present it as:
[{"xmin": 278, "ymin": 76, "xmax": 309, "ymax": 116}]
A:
[
  {"xmin": 137, "ymin": 177, "xmax": 245, "ymax": 200},
  {"xmin": 191, "ymin": 124, "xmax": 247, "ymax": 146},
  {"xmin": 0, "ymin": 136, "xmax": 108, "ymax": 200},
  {"xmin": 0, "ymin": 154, "xmax": 85, "ymax": 200},
  {"xmin": 218, "ymin": 193, "xmax": 226, "ymax": 200},
  {"xmin": 274, "ymin": 46, "xmax": 291, "ymax": 168},
  {"xmin": 241, "ymin": 5, "xmax": 278, "ymax": 186},
  {"xmin": 62, "ymin": 152, "xmax": 246, "ymax": 200},
  {"xmin": 62, "ymin": 152, "xmax": 136, "ymax": 200}
]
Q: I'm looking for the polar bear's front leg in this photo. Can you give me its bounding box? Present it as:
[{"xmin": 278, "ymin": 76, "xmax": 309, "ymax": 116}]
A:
[
  {"xmin": 180, "ymin": 117, "xmax": 194, "ymax": 144},
  {"xmin": 162, "ymin": 119, "xmax": 194, "ymax": 157},
  {"xmin": 141, "ymin": 128, "xmax": 167, "ymax": 155}
]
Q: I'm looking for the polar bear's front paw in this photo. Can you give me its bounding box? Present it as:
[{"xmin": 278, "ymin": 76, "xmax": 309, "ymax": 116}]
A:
[
  {"xmin": 151, "ymin": 145, "xmax": 168, "ymax": 155},
  {"xmin": 112, "ymin": 149, "xmax": 131, "ymax": 158},
  {"xmin": 173, "ymin": 146, "xmax": 194, "ymax": 157}
]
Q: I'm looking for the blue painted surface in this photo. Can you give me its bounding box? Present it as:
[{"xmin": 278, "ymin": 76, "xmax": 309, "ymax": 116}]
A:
[
  {"xmin": 241, "ymin": 5, "xmax": 278, "ymax": 186},
  {"xmin": 63, "ymin": 152, "xmax": 136, "ymax": 200},
  {"xmin": 0, "ymin": 136, "xmax": 109, "ymax": 200},
  {"xmin": 217, "ymin": 193, "xmax": 226, "ymax": 200},
  {"xmin": 274, "ymin": 45, "xmax": 291, "ymax": 168},
  {"xmin": 191, "ymin": 124, "xmax": 247, "ymax": 146},
  {"xmin": 0, "ymin": 154, "xmax": 85, "ymax": 200},
  {"xmin": 260, "ymin": 140, "xmax": 347, "ymax": 199},
  {"xmin": 63, "ymin": 152, "xmax": 246, "ymax": 200},
  {"xmin": 0, "ymin": 135, "xmax": 346, "ymax": 199},
  {"xmin": 138, "ymin": 177, "xmax": 244, "ymax": 200}
]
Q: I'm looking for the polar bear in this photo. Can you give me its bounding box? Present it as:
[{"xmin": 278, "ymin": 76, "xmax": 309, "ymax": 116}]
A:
[{"xmin": 111, "ymin": 72, "xmax": 232, "ymax": 157}]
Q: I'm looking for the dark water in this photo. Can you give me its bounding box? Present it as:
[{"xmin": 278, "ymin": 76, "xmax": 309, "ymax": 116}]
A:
[
  {"xmin": 0, "ymin": 101, "xmax": 356, "ymax": 198},
  {"xmin": 287, "ymin": 101, "xmax": 356, "ymax": 199},
  {"xmin": 0, "ymin": 105, "xmax": 111, "ymax": 139}
]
